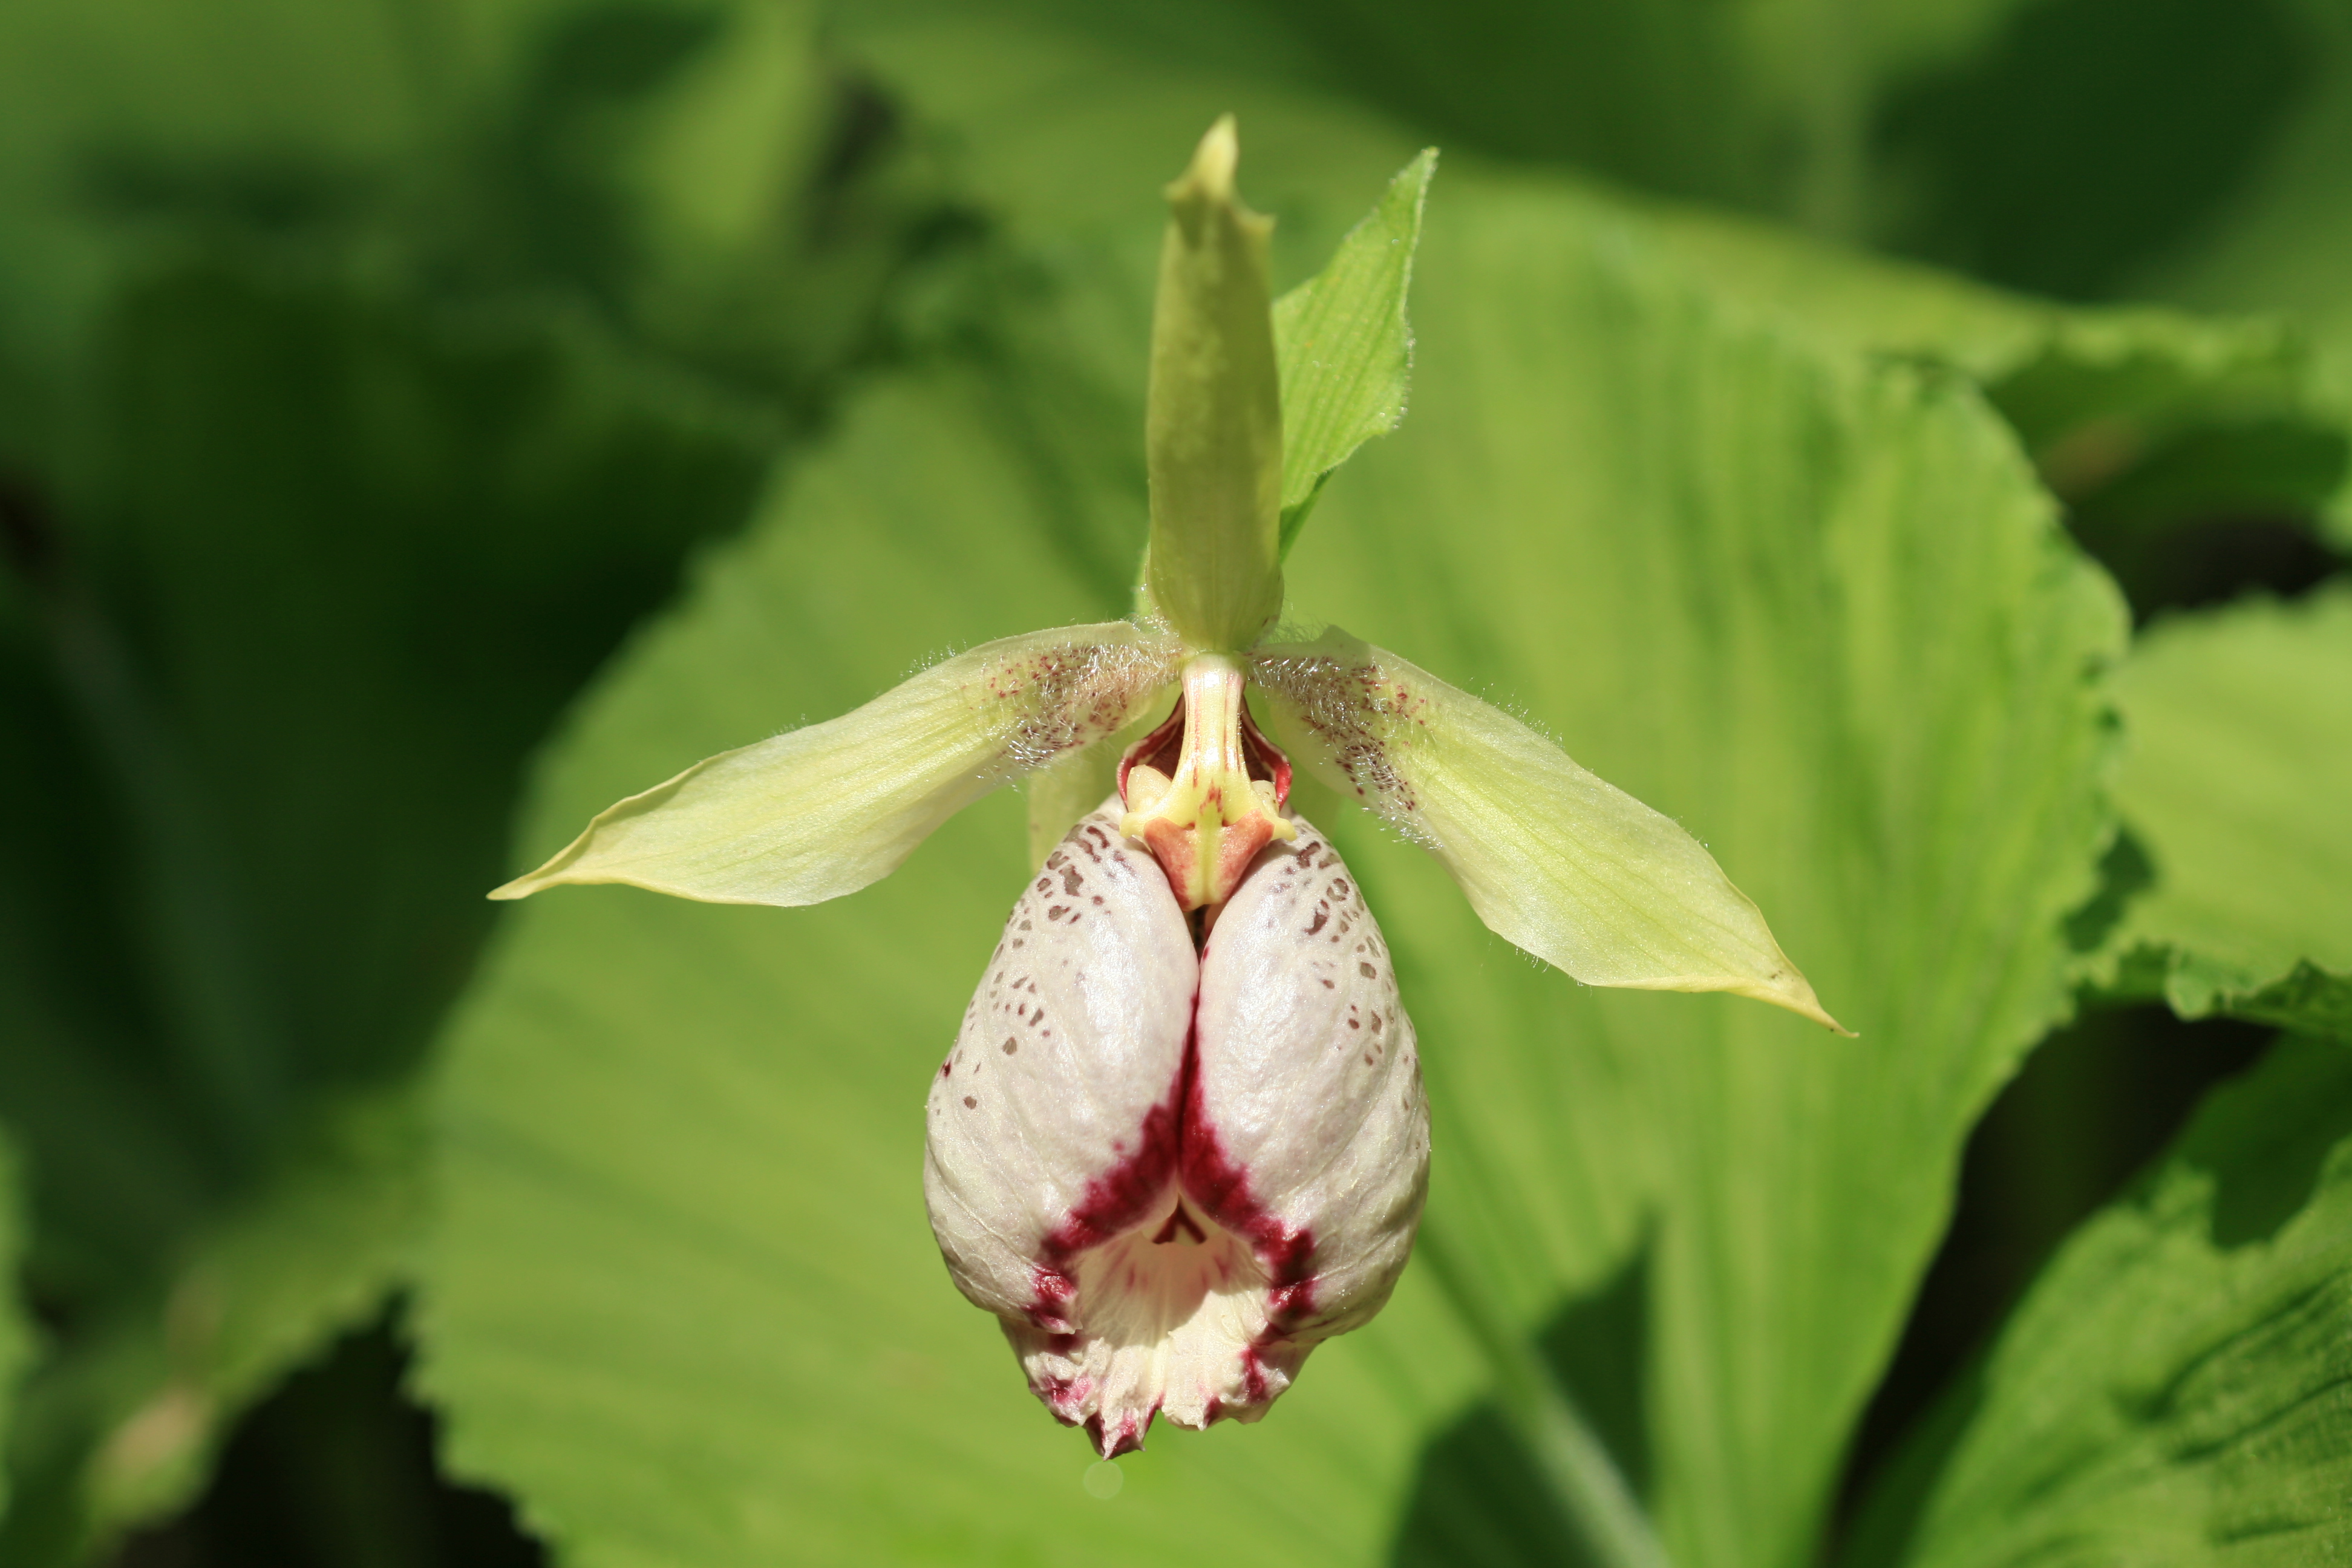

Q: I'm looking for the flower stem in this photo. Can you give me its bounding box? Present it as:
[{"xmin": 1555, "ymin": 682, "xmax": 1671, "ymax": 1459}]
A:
[{"xmin": 1418, "ymin": 1223, "xmax": 1671, "ymax": 1568}]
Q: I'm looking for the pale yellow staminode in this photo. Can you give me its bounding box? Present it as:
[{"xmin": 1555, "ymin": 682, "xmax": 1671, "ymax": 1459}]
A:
[{"xmin": 1119, "ymin": 653, "xmax": 1296, "ymax": 910}]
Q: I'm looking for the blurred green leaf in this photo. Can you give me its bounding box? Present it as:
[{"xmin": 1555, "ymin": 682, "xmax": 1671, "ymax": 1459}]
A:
[
  {"xmin": 1869, "ymin": 0, "xmax": 2319, "ymax": 301},
  {"xmin": 838, "ymin": 0, "xmax": 2348, "ymax": 577},
  {"xmin": 2137, "ymin": 0, "xmax": 2352, "ymax": 547},
  {"xmin": 0, "ymin": 1133, "xmax": 31, "ymax": 1524},
  {"xmin": 1272, "ymin": 146, "xmax": 1433, "ymax": 554},
  {"xmin": 0, "ymin": 258, "xmax": 773, "ymax": 1553},
  {"xmin": 870, "ymin": 0, "xmax": 2048, "ymax": 243},
  {"xmin": 1847, "ymin": 1035, "xmax": 2352, "ymax": 1568},
  {"xmin": 0, "ymin": 1091, "xmax": 425, "ymax": 1565},
  {"xmin": 0, "ymin": 0, "xmax": 431, "ymax": 392},
  {"xmin": 0, "ymin": 0, "xmax": 923, "ymax": 459},
  {"xmin": 2080, "ymin": 589, "xmax": 2352, "ymax": 1040},
  {"xmin": 418, "ymin": 128, "xmax": 2127, "ymax": 1568}
]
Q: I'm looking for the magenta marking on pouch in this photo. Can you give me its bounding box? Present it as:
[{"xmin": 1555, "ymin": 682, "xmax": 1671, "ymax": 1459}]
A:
[
  {"xmin": 1035, "ymin": 1085, "xmax": 1183, "ymax": 1269},
  {"xmin": 1179, "ymin": 1027, "xmax": 1319, "ymax": 1331}
]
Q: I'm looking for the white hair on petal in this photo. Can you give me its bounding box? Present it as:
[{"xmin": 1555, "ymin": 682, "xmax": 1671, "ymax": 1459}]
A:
[
  {"xmin": 1247, "ymin": 644, "xmax": 1436, "ymax": 849},
  {"xmin": 976, "ymin": 630, "xmax": 1184, "ymax": 782}
]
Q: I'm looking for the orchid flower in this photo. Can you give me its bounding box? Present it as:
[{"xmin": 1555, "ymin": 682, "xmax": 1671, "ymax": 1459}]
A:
[{"xmin": 492, "ymin": 119, "xmax": 1841, "ymax": 1460}]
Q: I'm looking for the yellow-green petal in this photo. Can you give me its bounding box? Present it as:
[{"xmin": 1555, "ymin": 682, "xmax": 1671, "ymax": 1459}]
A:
[
  {"xmin": 1144, "ymin": 116, "xmax": 1284, "ymax": 653},
  {"xmin": 493, "ymin": 624, "xmax": 1179, "ymax": 906},
  {"xmin": 1252, "ymin": 629, "xmax": 1844, "ymax": 1030}
]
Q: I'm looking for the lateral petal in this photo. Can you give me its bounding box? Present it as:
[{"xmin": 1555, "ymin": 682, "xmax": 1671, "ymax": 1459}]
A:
[
  {"xmin": 494, "ymin": 624, "xmax": 1178, "ymax": 905},
  {"xmin": 1252, "ymin": 629, "xmax": 1844, "ymax": 1030}
]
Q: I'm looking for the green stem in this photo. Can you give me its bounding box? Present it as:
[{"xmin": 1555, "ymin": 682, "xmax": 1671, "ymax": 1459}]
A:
[{"xmin": 1419, "ymin": 1222, "xmax": 1671, "ymax": 1568}]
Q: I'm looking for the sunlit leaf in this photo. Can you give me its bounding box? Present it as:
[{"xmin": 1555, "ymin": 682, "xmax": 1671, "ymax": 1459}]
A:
[
  {"xmin": 2085, "ymin": 587, "xmax": 2352, "ymax": 1040},
  {"xmin": 419, "ymin": 145, "xmax": 2124, "ymax": 1568},
  {"xmin": 1284, "ymin": 181, "xmax": 2122, "ymax": 1568},
  {"xmin": 1848, "ymin": 1035, "xmax": 2352, "ymax": 1568}
]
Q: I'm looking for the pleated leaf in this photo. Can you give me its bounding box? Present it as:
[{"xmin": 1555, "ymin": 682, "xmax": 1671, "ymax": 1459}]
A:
[
  {"xmin": 1853, "ymin": 1036, "xmax": 2352, "ymax": 1568},
  {"xmin": 2089, "ymin": 587, "xmax": 2352, "ymax": 1039}
]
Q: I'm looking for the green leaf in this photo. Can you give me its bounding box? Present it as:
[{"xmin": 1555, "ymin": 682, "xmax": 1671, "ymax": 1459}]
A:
[
  {"xmin": 2084, "ymin": 588, "xmax": 2352, "ymax": 1040},
  {"xmin": 0, "ymin": 1090, "xmax": 424, "ymax": 1564},
  {"xmin": 0, "ymin": 1132, "xmax": 31, "ymax": 1525},
  {"xmin": 0, "ymin": 0, "xmax": 431, "ymax": 391},
  {"xmin": 0, "ymin": 258, "xmax": 772, "ymax": 1554},
  {"xmin": 1272, "ymin": 146, "xmax": 1434, "ymax": 555},
  {"xmin": 2136, "ymin": 0, "xmax": 2352, "ymax": 548},
  {"xmin": 1852, "ymin": 1035, "xmax": 2352, "ymax": 1568},
  {"xmin": 419, "ymin": 151, "xmax": 2124, "ymax": 1568},
  {"xmin": 835, "ymin": 0, "xmax": 2348, "ymax": 564},
  {"xmin": 1866, "ymin": 0, "xmax": 2319, "ymax": 301},
  {"xmin": 1284, "ymin": 180, "xmax": 2122, "ymax": 1568}
]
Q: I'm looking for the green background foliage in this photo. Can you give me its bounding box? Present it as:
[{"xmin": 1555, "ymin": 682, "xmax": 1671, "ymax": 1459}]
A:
[{"xmin": 0, "ymin": 0, "xmax": 2346, "ymax": 1564}]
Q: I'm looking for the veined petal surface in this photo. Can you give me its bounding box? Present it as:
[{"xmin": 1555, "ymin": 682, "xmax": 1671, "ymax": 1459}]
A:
[
  {"xmin": 494, "ymin": 624, "xmax": 1178, "ymax": 906},
  {"xmin": 1252, "ymin": 629, "xmax": 1840, "ymax": 1030}
]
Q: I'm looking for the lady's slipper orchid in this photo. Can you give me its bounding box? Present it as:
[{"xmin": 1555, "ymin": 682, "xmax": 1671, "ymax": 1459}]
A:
[{"xmin": 493, "ymin": 117, "xmax": 1841, "ymax": 1457}]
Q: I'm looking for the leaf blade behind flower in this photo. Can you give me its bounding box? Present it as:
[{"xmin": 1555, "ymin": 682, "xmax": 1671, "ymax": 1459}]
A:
[
  {"xmin": 2084, "ymin": 587, "xmax": 2352, "ymax": 1039},
  {"xmin": 1855, "ymin": 1036, "xmax": 2352, "ymax": 1568}
]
